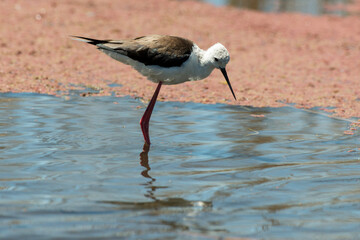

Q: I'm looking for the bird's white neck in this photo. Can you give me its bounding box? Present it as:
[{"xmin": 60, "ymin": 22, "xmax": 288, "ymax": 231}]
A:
[
  {"xmin": 191, "ymin": 45, "xmax": 216, "ymax": 79},
  {"xmin": 194, "ymin": 46, "xmax": 210, "ymax": 66}
]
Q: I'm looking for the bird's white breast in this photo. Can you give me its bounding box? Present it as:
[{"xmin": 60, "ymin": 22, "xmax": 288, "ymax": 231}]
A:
[{"xmin": 100, "ymin": 45, "xmax": 214, "ymax": 85}]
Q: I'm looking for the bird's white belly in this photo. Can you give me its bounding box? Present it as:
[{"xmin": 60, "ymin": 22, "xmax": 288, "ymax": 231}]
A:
[
  {"xmin": 100, "ymin": 48, "xmax": 213, "ymax": 85},
  {"xmin": 139, "ymin": 64, "xmax": 207, "ymax": 85}
]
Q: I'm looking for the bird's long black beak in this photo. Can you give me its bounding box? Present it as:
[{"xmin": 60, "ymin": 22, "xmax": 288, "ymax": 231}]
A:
[{"xmin": 220, "ymin": 68, "xmax": 236, "ymax": 100}]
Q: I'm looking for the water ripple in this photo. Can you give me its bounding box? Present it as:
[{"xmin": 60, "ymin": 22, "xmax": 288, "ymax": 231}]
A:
[{"xmin": 0, "ymin": 93, "xmax": 359, "ymax": 239}]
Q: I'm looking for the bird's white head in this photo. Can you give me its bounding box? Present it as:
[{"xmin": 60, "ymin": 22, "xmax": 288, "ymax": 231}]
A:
[
  {"xmin": 206, "ymin": 43, "xmax": 230, "ymax": 69},
  {"xmin": 202, "ymin": 43, "xmax": 236, "ymax": 100}
]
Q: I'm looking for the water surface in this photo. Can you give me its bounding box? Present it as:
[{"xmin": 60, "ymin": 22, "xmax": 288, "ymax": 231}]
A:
[
  {"xmin": 202, "ymin": 0, "xmax": 353, "ymax": 16},
  {"xmin": 0, "ymin": 93, "xmax": 359, "ymax": 239}
]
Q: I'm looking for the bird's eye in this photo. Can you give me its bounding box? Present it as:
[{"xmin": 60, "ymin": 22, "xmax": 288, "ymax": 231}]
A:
[{"xmin": 214, "ymin": 58, "xmax": 218, "ymax": 62}]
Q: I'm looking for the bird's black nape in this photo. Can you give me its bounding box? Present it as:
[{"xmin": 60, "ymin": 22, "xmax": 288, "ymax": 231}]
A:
[{"xmin": 70, "ymin": 36, "xmax": 109, "ymax": 45}]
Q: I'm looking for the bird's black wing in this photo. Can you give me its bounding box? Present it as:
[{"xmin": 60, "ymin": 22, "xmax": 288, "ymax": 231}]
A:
[{"xmin": 73, "ymin": 35, "xmax": 194, "ymax": 68}]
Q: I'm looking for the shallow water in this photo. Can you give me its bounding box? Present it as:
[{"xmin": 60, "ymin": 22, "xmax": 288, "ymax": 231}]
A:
[
  {"xmin": 0, "ymin": 93, "xmax": 359, "ymax": 239},
  {"xmin": 203, "ymin": 0, "xmax": 352, "ymax": 16}
]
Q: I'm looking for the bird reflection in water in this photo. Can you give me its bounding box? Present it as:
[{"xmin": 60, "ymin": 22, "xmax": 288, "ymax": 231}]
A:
[
  {"xmin": 139, "ymin": 143, "xmax": 157, "ymax": 201},
  {"xmin": 98, "ymin": 144, "xmax": 212, "ymax": 210},
  {"xmin": 139, "ymin": 144, "xmax": 212, "ymax": 210}
]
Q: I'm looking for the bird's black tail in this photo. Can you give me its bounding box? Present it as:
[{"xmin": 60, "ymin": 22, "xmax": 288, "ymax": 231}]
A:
[{"xmin": 70, "ymin": 36, "xmax": 109, "ymax": 45}]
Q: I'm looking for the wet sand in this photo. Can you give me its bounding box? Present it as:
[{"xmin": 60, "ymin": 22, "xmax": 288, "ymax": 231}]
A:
[{"xmin": 1, "ymin": 0, "xmax": 360, "ymax": 119}]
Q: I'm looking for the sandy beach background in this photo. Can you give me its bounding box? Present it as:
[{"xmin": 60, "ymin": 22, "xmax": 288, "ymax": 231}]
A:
[{"xmin": 1, "ymin": 0, "xmax": 360, "ymax": 119}]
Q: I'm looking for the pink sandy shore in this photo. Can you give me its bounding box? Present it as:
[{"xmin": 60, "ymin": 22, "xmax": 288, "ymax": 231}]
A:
[{"xmin": 1, "ymin": 0, "xmax": 360, "ymax": 120}]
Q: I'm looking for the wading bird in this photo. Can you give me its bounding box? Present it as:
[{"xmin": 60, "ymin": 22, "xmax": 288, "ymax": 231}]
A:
[{"xmin": 72, "ymin": 35, "xmax": 236, "ymax": 145}]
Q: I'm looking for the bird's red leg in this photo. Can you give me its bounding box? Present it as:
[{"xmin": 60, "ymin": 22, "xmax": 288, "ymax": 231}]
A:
[{"xmin": 140, "ymin": 81, "xmax": 162, "ymax": 145}]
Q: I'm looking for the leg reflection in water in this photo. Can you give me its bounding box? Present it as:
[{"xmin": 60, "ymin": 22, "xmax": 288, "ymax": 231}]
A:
[
  {"xmin": 138, "ymin": 143, "xmax": 212, "ymax": 209},
  {"xmin": 139, "ymin": 143, "xmax": 157, "ymax": 201}
]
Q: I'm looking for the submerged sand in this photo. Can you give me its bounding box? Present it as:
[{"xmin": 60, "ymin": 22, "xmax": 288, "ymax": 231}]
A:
[{"xmin": 1, "ymin": 0, "xmax": 360, "ymax": 120}]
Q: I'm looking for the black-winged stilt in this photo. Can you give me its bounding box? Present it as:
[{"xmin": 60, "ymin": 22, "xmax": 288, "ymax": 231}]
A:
[{"xmin": 72, "ymin": 35, "xmax": 236, "ymax": 145}]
